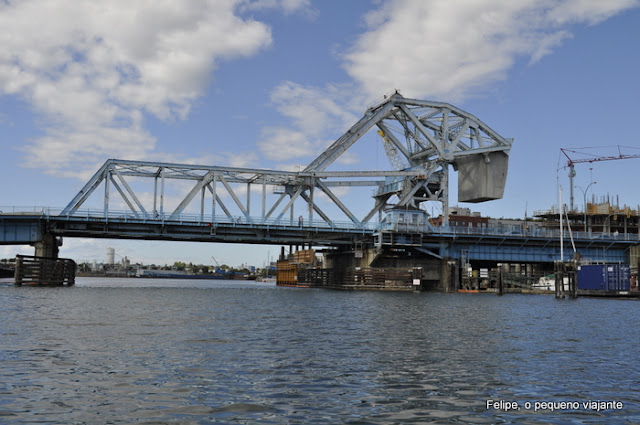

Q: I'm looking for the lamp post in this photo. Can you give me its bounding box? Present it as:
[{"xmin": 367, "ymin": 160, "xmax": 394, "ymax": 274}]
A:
[{"xmin": 576, "ymin": 182, "xmax": 596, "ymax": 233}]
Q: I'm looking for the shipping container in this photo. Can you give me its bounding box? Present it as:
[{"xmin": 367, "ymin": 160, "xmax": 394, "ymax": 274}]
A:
[{"xmin": 577, "ymin": 264, "xmax": 630, "ymax": 291}]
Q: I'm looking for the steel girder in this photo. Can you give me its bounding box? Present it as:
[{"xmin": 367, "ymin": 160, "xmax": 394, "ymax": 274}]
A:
[
  {"xmin": 60, "ymin": 93, "xmax": 512, "ymax": 229},
  {"xmin": 304, "ymin": 92, "xmax": 513, "ymax": 215},
  {"xmin": 59, "ymin": 159, "xmax": 429, "ymax": 228},
  {"xmin": 305, "ymin": 92, "xmax": 512, "ymax": 171}
]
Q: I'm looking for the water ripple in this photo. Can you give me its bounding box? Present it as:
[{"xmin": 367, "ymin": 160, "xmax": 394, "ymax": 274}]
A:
[{"xmin": 0, "ymin": 280, "xmax": 638, "ymax": 423}]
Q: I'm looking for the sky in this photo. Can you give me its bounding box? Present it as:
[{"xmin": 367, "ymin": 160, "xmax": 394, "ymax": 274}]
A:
[{"xmin": 1, "ymin": 0, "xmax": 640, "ymax": 267}]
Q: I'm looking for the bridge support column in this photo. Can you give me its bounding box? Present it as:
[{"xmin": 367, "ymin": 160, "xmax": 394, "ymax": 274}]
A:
[{"xmin": 34, "ymin": 234, "xmax": 61, "ymax": 258}]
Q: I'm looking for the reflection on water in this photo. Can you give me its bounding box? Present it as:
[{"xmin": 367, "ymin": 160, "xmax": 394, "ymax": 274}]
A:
[{"xmin": 0, "ymin": 277, "xmax": 639, "ymax": 423}]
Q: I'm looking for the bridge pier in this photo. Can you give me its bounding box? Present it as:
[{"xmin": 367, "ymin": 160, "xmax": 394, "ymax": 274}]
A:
[
  {"xmin": 282, "ymin": 246, "xmax": 448, "ymax": 290},
  {"xmin": 34, "ymin": 234, "xmax": 61, "ymax": 259}
]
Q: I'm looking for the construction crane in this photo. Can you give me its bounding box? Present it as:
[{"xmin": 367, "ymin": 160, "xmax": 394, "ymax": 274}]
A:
[
  {"xmin": 377, "ymin": 130, "xmax": 409, "ymax": 171},
  {"xmin": 561, "ymin": 146, "xmax": 640, "ymax": 211}
]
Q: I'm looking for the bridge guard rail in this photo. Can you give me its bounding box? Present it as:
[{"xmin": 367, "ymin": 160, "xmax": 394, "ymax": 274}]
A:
[{"xmin": 14, "ymin": 255, "xmax": 76, "ymax": 286}]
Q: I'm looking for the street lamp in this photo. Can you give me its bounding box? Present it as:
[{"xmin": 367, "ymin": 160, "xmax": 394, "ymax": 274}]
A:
[{"xmin": 576, "ymin": 182, "xmax": 596, "ymax": 232}]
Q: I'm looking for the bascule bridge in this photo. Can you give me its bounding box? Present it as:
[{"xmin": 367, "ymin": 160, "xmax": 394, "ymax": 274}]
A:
[{"xmin": 1, "ymin": 93, "xmax": 635, "ymax": 288}]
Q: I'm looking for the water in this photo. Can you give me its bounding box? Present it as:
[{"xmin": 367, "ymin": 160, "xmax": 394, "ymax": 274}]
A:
[{"xmin": 0, "ymin": 277, "xmax": 639, "ymax": 424}]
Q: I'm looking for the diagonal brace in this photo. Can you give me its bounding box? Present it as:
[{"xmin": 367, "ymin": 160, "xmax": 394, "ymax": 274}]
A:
[
  {"xmin": 218, "ymin": 174, "xmax": 253, "ymax": 224},
  {"xmin": 274, "ymin": 187, "xmax": 303, "ymax": 224},
  {"xmin": 206, "ymin": 184, "xmax": 233, "ymax": 220},
  {"xmin": 112, "ymin": 167, "xmax": 149, "ymax": 218},
  {"xmin": 169, "ymin": 171, "xmax": 216, "ymax": 220},
  {"xmin": 316, "ymin": 180, "xmax": 361, "ymax": 227},
  {"xmin": 60, "ymin": 160, "xmax": 112, "ymax": 216},
  {"xmin": 109, "ymin": 175, "xmax": 140, "ymax": 219},
  {"xmin": 299, "ymin": 191, "xmax": 332, "ymax": 224}
]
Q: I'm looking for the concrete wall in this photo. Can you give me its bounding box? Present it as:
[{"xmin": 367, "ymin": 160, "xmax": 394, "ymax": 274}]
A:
[
  {"xmin": 456, "ymin": 152, "xmax": 508, "ymax": 203},
  {"xmin": 34, "ymin": 234, "xmax": 60, "ymax": 258}
]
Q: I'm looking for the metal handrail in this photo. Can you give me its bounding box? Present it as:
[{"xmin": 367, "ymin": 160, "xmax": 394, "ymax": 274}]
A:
[
  {"xmin": 0, "ymin": 206, "xmax": 378, "ymax": 232},
  {"xmin": 2, "ymin": 206, "xmax": 638, "ymax": 240}
]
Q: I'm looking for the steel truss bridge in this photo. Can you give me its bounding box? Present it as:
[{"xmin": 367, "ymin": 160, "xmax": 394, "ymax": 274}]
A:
[
  {"xmin": 1, "ymin": 205, "xmax": 634, "ymax": 264},
  {"xmin": 58, "ymin": 92, "xmax": 513, "ymax": 229},
  {"xmin": 0, "ymin": 93, "xmax": 635, "ymax": 263}
]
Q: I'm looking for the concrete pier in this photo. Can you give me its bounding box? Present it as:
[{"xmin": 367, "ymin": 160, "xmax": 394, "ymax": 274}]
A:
[{"xmin": 34, "ymin": 234, "xmax": 61, "ymax": 258}]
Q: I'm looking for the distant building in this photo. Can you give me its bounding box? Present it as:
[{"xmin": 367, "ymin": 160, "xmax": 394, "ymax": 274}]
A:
[
  {"xmin": 107, "ymin": 247, "xmax": 115, "ymax": 265},
  {"xmin": 91, "ymin": 260, "xmax": 100, "ymax": 272},
  {"xmin": 431, "ymin": 206, "xmax": 489, "ymax": 228}
]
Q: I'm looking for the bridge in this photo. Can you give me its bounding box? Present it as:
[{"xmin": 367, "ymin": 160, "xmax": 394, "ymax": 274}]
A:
[
  {"xmin": 0, "ymin": 204, "xmax": 634, "ymax": 263},
  {"xmin": 1, "ymin": 92, "xmax": 636, "ymax": 285}
]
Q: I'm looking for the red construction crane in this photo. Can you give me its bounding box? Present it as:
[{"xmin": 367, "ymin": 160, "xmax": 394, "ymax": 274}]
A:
[{"xmin": 561, "ymin": 146, "xmax": 640, "ymax": 211}]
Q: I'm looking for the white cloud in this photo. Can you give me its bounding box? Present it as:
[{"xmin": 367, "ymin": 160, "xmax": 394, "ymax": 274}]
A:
[
  {"xmin": 548, "ymin": 0, "xmax": 639, "ymax": 25},
  {"xmin": 258, "ymin": 81, "xmax": 358, "ymax": 161},
  {"xmin": 343, "ymin": 0, "xmax": 640, "ymax": 101},
  {"xmin": 0, "ymin": 0, "xmax": 273, "ymax": 178},
  {"xmin": 259, "ymin": 127, "xmax": 315, "ymax": 161},
  {"xmin": 254, "ymin": 0, "xmax": 638, "ymax": 174},
  {"xmin": 223, "ymin": 151, "xmax": 260, "ymax": 169}
]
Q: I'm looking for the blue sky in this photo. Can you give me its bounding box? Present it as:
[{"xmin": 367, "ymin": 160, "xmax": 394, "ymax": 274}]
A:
[{"xmin": 1, "ymin": 0, "xmax": 639, "ymax": 267}]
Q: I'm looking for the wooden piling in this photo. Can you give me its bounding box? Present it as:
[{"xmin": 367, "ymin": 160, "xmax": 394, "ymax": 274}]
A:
[
  {"xmin": 554, "ymin": 261, "xmax": 564, "ymax": 298},
  {"xmin": 497, "ymin": 268, "xmax": 504, "ymax": 295},
  {"xmin": 14, "ymin": 255, "xmax": 76, "ymax": 286},
  {"xmin": 554, "ymin": 260, "xmax": 578, "ymax": 299}
]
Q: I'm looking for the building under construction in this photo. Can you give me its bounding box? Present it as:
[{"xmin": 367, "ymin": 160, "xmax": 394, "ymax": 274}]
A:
[{"xmin": 534, "ymin": 198, "xmax": 640, "ymax": 236}]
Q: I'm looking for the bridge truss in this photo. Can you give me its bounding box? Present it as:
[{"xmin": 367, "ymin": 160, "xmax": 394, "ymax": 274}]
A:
[{"xmin": 60, "ymin": 93, "xmax": 513, "ymax": 232}]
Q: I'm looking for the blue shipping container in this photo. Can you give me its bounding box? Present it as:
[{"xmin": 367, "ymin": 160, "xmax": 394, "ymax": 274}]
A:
[
  {"xmin": 578, "ymin": 265, "xmax": 606, "ymax": 290},
  {"xmin": 577, "ymin": 264, "xmax": 630, "ymax": 291},
  {"xmin": 605, "ymin": 264, "xmax": 630, "ymax": 291}
]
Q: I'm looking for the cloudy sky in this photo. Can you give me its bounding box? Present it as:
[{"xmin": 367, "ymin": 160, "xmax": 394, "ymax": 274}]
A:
[{"xmin": 1, "ymin": 0, "xmax": 639, "ymax": 267}]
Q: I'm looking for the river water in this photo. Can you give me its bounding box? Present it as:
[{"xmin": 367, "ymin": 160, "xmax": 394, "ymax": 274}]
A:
[{"xmin": 0, "ymin": 277, "xmax": 638, "ymax": 424}]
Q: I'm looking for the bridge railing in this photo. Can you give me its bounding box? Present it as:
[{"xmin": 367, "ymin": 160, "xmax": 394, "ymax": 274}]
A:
[
  {"xmin": 0, "ymin": 206, "xmax": 379, "ymax": 233},
  {"xmin": 376, "ymin": 218, "xmax": 639, "ymax": 241},
  {"xmin": 2, "ymin": 206, "xmax": 639, "ymax": 241},
  {"xmin": 430, "ymin": 224, "xmax": 640, "ymax": 241}
]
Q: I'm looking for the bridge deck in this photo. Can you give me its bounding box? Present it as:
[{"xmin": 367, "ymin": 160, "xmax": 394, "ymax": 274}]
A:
[{"xmin": 1, "ymin": 207, "xmax": 636, "ymax": 263}]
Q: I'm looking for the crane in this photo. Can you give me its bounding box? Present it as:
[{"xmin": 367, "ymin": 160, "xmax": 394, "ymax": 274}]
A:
[
  {"xmin": 377, "ymin": 130, "xmax": 408, "ymax": 171},
  {"xmin": 561, "ymin": 146, "xmax": 640, "ymax": 211}
]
